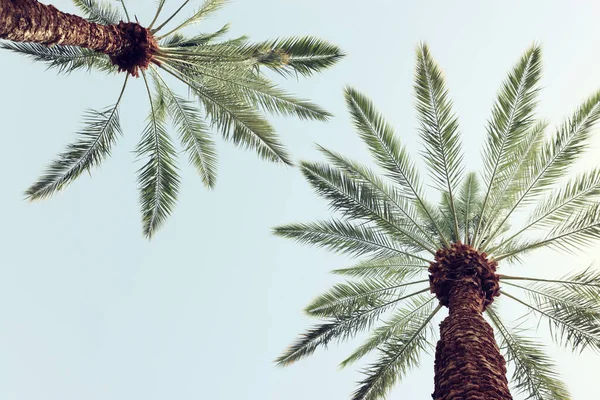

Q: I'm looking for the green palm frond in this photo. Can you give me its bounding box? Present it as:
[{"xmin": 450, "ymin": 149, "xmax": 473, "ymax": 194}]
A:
[
  {"xmin": 299, "ymin": 161, "xmax": 435, "ymax": 254},
  {"xmin": 351, "ymin": 304, "xmax": 441, "ymax": 400},
  {"xmin": 331, "ymin": 256, "xmax": 428, "ymax": 279},
  {"xmin": 340, "ymin": 295, "xmax": 436, "ymax": 368},
  {"xmin": 72, "ymin": 0, "xmax": 124, "ymax": 24},
  {"xmin": 487, "ymin": 306, "xmax": 570, "ymax": 400},
  {"xmin": 455, "ymin": 172, "xmax": 482, "ymax": 243},
  {"xmin": 502, "ymin": 290, "xmax": 600, "ymax": 352},
  {"xmin": 496, "ymin": 203, "xmax": 600, "ymax": 260},
  {"xmin": 152, "ymin": 72, "xmax": 217, "ymax": 188},
  {"xmin": 489, "ymin": 168, "xmax": 600, "ymax": 254},
  {"xmin": 478, "ymin": 121, "xmax": 547, "ymax": 249},
  {"xmin": 474, "ymin": 45, "xmax": 542, "ymax": 245},
  {"xmin": 0, "ymin": 42, "xmax": 115, "ymax": 74},
  {"xmin": 485, "ymin": 91, "xmax": 600, "ymax": 244},
  {"xmin": 343, "ymin": 88, "xmax": 449, "ymax": 246},
  {"xmin": 243, "ymin": 36, "xmax": 344, "ymax": 77},
  {"xmin": 154, "ymin": 0, "xmax": 227, "ymax": 38},
  {"xmin": 317, "ymin": 146, "xmax": 442, "ymax": 250},
  {"xmin": 414, "ymin": 43, "xmax": 464, "ymax": 240},
  {"xmin": 275, "ymin": 287, "xmax": 431, "ymax": 367},
  {"xmin": 25, "ymin": 76, "xmax": 128, "ymax": 199},
  {"xmin": 137, "ymin": 73, "xmax": 181, "ymax": 238},
  {"xmin": 306, "ymin": 278, "xmax": 429, "ymax": 318},
  {"xmin": 273, "ymin": 220, "xmax": 430, "ymax": 262},
  {"xmin": 159, "ymin": 62, "xmax": 291, "ymax": 164}
]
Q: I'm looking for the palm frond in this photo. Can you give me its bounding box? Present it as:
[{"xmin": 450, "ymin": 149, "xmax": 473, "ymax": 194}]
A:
[
  {"xmin": 273, "ymin": 220, "xmax": 430, "ymax": 262},
  {"xmin": 160, "ymin": 24, "xmax": 231, "ymax": 47},
  {"xmin": 332, "ymin": 256, "xmax": 428, "ymax": 280},
  {"xmin": 350, "ymin": 304, "xmax": 441, "ymax": 400},
  {"xmin": 474, "ymin": 45, "xmax": 542, "ymax": 245},
  {"xmin": 414, "ymin": 43, "xmax": 464, "ymax": 240},
  {"xmin": 72, "ymin": 0, "xmax": 124, "ymax": 24},
  {"xmin": 340, "ymin": 295, "xmax": 436, "ymax": 368},
  {"xmin": 0, "ymin": 42, "xmax": 115, "ymax": 74},
  {"xmin": 487, "ymin": 306, "xmax": 570, "ymax": 400},
  {"xmin": 244, "ymin": 36, "xmax": 344, "ymax": 77},
  {"xmin": 318, "ymin": 146, "xmax": 441, "ymax": 251},
  {"xmin": 490, "ymin": 168, "xmax": 600, "ymax": 254},
  {"xmin": 155, "ymin": 0, "xmax": 228, "ymax": 39},
  {"xmin": 478, "ymin": 121, "xmax": 547, "ymax": 249},
  {"xmin": 485, "ymin": 90, "xmax": 600, "ymax": 243},
  {"xmin": 501, "ymin": 290, "xmax": 600, "ymax": 352},
  {"xmin": 137, "ymin": 73, "xmax": 181, "ymax": 238},
  {"xmin": 300, "ymin": 161, "xmax": 435, "ymax": 254},
  {"xmin": 152, "ymin": 72, "xmax": 217, "ymax": 188},
  {"xmin": 455, "ymin": 172, "xmax": 482, "ymax": 243},
  {"xmin": 343, "ymin": 88, "xmax": 449, "ymax": 246},
  {"xmin": 25, "ymin": 76, "xmax": 128, "ymax": 199},
  {"xmin": 495, "ymin": 203, "xmax": 600, "ymax": 260},
  {"xmin": 275, "ymin": 288, "xmax": 431, "ymax": 367},
  {"xmin": 306, "ymin": 278, "xmax": 429, "ymax": 318},
  {"xmin": 159, "ymin": 63, "xmax": 291, "ymax": 164}
]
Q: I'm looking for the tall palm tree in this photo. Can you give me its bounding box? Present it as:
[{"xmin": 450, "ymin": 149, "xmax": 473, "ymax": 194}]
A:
[
  {"xmin": 0, "ymin": 0, "xmax": 343, "ymax": 237},
  {"xmin": 275, "ymin": 43, "xmax": 600, "ymax": 400}
]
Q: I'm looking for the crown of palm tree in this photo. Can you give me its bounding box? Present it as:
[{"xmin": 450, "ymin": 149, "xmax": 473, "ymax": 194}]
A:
[
  {"xmin": 275, "ymin": 43, "xmax": 600, "ymax": 400},
  {"xmin": 1, "ymin": 0, "xmax": 343, "ymax": 237}
]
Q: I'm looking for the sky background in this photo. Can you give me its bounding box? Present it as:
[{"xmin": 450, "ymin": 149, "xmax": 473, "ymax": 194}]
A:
[{"xmin": 1, "ymin": 0, "xmax": 600, "ymax": 399}]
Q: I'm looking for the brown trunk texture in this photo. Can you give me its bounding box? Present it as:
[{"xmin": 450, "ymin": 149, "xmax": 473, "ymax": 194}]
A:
[
  {"xmin": 429, "ymin": 243, "xmax": 510, "ymax": 400},
  {"xmin": 0, "ymin": 0, "xmax": 127, "ymax": 52},
  {"xmin": 0, "ymin": 0, "xmax": 158, "ymax": 76},
  {"xmin": 431, "ymin": 281, "xmax": 511, "ymax": 400}
]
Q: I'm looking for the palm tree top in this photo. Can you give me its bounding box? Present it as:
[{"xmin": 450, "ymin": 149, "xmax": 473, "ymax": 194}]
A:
[
  {"xmin": 274, "ymin": 42, "xmax": 600, "ymax": 400},
  {"xmin": 1, "ymin": 0, "xmax": 344, "ymax": 237}
]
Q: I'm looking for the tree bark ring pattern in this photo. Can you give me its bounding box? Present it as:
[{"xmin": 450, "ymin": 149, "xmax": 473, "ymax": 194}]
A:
[{"xmin": 0, "ymin": 0, "xmax": 158, "ymax": 77}]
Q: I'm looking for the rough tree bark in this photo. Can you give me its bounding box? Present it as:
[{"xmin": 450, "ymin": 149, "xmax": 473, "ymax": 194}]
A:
[
  {"xmin": 429, "ymin": 243, "xmax": 512, "ymax": 400},
  {"xmin": 0, "ymin": 0, "xmax": 158, "ymax": 76}
]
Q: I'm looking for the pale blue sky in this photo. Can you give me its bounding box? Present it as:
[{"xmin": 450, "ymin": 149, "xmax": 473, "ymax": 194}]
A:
[{"xmin": 1, "ymin": 0, "xmax": 599, "ymax": 399}]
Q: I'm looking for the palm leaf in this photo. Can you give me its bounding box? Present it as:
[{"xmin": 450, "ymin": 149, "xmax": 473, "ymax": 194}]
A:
[
  {"xmin": 414, "ymin": 43, "xmax": 464, "ymax": 239},
  {"xmin": 299, "ymin": 161, "xmax": 435, "ymax": 254},
  {"xmin": 455, "ymin": 172, "xmax": 482, "ymax": 243},
  {"xmin": 0, "ymin": 42, "xmax": 115, "ymax": 74},
  {"xmin": 496, "ymin": 203, "xmax": 600, "ymax": 260},
  {"xmin": 342, "ymin": 88, "xmax": 448, "ymax": 246},
  {"xmin": 340, "ymin": 295, "xmax": 436, "ymax": 368},
  {"xmin": 154, "ymin": 0, "xmax": 228, "ymax": 38},
  {"xmin": 351, "ymin": 304, "xmax": 441, "ymax": 400},
  {"xmin": 25, "ymin": 76, "xmax": 128, "ymax": 199},
  {"xmin": 273, "ymin": 220, "xmax": 430, "ymax": 262},
  {"xmin": 244, "ymin": 36, "xmax": 344, "ymax": 77},
  {"xmin": 159, "ymin": 63, "xmax": 291, "ymax": 164},
  {"xmin": 275, "ymin": 287, "xmax": 431, "ymax": 366},
  {"xmin": 487, "ymin": 306, "xmax": 570, "ymax": 400},
  {"xmin": 72, "ymin": 0, "xmax": 124, "ymax": 24},
  {"xmin": 152, "ymin": 72, "xmax": 217, "ymax": 188},
  {"xmin": 137, "ymin": 73, "xmax": 181, "ymax": 238},
  {"xmin": 486, "ymin": 90, "xmax": 600, "ymax": 243},
  {"xmin": 331, "ymin": 256, "xmax": 428, "ymax": 279},
  {"xmin": 474, "ymin": 45, "xmax": 542, "ymax": 245},
  {"xmin": 306, "ymin": 278, "xmax": 429, "ymax": 318},
  {"xmin": 502, "ymin": 290, "xmax": 600, "ymax": 352}
]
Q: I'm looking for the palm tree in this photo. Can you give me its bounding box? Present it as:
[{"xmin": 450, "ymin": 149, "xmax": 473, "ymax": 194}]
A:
[
  {"xmin": 274, "ymin": 43, "xmax": 600, "ymax": 400},
  {"xmin": 0, "ymin": 0, "xmax": 343, "ymax": 237}
]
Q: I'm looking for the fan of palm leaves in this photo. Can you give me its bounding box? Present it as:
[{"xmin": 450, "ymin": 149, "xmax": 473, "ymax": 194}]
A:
[
  {"xmin": 274, "ymin": 43, "xmax": 600, "ymax": 400},
  {"xmin": 1, "ymin": 0, "xmax": 343, "ymax": 237}
]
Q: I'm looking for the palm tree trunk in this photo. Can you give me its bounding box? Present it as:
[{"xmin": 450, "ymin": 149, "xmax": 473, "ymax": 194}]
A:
[
  {"xmin": 431, "ymin": 281, "xmax": 512, "ymax": 400},
  {"xmin": 0, "ymin": 0, "xmax": 127, "ymax": 53}
]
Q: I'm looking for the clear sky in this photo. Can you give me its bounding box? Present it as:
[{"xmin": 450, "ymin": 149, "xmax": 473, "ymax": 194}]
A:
[{"xmin": 1, "ymin": 0, "xmax": 599, "ymax": 399}]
